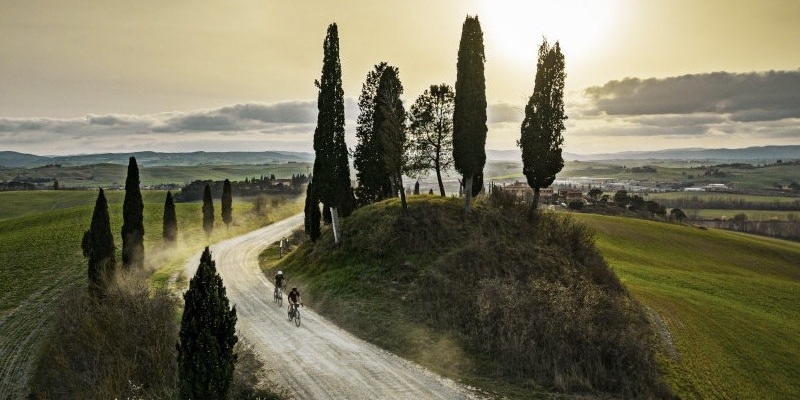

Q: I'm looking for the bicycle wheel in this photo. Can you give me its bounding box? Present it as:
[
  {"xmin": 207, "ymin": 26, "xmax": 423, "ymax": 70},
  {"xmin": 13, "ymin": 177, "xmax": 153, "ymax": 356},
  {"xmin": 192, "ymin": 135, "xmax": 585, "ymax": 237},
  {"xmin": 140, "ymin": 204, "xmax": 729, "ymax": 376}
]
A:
[
  {"xmin": 294, "ymin": 309, "xmax": 301, "ymax": 327},
  {"xmin": 277, "ymin": 292, "xmax": 282, "ymax": 307}
]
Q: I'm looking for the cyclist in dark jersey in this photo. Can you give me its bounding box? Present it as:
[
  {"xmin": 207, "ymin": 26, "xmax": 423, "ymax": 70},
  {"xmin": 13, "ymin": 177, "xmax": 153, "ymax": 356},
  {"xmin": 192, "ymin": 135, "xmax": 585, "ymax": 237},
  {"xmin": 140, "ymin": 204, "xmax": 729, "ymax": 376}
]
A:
[{"xmin": 287, "ymin": 286, "xmax": 303, "ymax": 318}]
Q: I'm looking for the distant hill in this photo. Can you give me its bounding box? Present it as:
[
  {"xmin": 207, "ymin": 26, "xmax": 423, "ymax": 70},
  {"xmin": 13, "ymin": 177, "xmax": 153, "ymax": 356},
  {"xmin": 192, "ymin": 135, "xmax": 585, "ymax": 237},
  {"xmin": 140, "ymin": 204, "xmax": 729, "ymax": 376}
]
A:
[
  {"xmin": 487, "ymin": 145, "xmax": 800, "ymax": 162},
  {"xmin": 0, "ymin": 150, "xmax": 314, "ymax": 168},
  {"xmin": 567, "ymin": 145, "xmax": 800, "ymax": 162}
]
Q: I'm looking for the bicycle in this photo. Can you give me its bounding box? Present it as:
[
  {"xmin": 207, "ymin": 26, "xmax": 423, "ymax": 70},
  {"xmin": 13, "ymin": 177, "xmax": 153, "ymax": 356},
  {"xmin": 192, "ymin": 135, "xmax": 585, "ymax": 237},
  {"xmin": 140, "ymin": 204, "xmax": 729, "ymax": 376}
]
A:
[
  {"xmin": 273, "ymin": 285, "xmax": 283, "ymax": 307},
  {"xmin": 287, "ymin": 302, "xmax": 302, "ymax": 327}
]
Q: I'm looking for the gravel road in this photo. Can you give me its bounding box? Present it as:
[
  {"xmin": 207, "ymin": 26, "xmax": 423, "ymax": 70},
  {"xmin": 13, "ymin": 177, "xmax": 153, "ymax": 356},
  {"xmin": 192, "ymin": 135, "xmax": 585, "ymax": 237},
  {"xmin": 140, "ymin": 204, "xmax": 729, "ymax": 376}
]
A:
[{"xmin": 183, "ymin": 214, "xmax": 481, "ymax": 400}]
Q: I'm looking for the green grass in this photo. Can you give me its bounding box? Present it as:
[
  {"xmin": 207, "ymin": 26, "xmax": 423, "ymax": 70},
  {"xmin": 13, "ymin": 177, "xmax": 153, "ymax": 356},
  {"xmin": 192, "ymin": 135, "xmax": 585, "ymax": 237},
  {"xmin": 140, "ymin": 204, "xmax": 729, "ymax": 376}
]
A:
[
  {"xmin": 0, "ymin": 189, "xmax": 303, "ymax": 397},
  {"xmin": 572, "ymin": 214, "xmax": 800, "ymax": 399}
]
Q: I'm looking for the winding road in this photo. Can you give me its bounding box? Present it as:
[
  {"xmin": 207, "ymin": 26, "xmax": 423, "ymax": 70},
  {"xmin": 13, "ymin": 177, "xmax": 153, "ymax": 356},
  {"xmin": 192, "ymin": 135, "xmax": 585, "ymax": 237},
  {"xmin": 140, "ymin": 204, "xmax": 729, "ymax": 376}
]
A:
[{"xmin": 183, "ymin": 214, "xmax": 481, "ymax": 399}]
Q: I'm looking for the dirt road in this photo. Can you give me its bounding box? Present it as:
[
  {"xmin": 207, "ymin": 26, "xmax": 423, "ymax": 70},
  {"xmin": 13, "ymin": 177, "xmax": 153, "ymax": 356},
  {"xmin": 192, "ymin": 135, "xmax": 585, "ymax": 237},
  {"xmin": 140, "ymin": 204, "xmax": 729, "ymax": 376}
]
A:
[{"xmin": 183, "ymin": 214, "xmax": 481, "ymax": 399}]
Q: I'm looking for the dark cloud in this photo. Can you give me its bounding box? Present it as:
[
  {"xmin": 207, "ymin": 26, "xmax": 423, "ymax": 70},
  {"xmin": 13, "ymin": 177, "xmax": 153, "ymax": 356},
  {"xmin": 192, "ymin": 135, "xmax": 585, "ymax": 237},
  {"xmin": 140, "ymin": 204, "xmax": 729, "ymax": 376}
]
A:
[{"xmin": 585, "ymin": 70, "xmax": 800, "ymax": 122}]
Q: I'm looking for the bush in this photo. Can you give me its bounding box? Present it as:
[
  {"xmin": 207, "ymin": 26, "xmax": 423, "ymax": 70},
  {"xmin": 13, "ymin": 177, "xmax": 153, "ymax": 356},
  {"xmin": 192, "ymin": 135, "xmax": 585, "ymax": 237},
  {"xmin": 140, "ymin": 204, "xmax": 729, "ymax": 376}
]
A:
[{"xmin": 30, "ymin": 273, "xmax": 179, "ymax": 400}]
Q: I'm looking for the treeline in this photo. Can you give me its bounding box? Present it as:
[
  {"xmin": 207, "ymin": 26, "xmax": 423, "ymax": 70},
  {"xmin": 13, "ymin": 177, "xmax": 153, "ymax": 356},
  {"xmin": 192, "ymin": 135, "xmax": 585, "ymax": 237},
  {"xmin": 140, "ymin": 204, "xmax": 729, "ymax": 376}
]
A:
[
  {"xmin": 175, "ymin": 174, "xmax": 307, "ymax": 202},
  {"xmin": 659, "ymin": 196, "xmax": 800, "ymax": 211},
  {"xmin": 695, "ymin": 220, "xmax": 800, "ymax": 242}
]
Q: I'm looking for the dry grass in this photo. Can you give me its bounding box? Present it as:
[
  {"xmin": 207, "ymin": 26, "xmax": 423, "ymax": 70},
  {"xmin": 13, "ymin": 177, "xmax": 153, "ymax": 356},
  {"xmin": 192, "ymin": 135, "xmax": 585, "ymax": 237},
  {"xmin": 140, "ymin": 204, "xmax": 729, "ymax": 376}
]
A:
[{"xmin": 272, "ymin": 195, "xmax": 673, "ymax": 399}]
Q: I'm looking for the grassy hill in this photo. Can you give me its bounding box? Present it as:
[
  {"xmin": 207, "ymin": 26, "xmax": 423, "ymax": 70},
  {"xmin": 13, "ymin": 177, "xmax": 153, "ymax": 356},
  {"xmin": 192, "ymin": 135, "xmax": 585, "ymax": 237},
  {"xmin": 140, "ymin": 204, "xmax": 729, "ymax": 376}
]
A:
[
  {"xmin": 572, "ymin": 214, "xmax": 800, "ymax": 399},
  {"xmin": 0, "ymin": 190, "xmax": 303, "ymax": 398},
  {"xmin": 266, "ymin": 196, "xmax": 799, "ymax": 399},
  {"xmin": 268, "ymin": 196, "xmax": 672, "ymax": 399}
]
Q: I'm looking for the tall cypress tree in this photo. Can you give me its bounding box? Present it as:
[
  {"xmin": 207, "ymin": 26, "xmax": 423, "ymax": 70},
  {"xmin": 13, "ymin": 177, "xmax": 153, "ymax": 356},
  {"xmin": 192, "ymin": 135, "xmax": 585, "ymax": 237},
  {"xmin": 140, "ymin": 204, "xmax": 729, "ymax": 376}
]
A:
[
  {"xmin": 82, "ymin": 188, "xmax": 115, "ymax": 296},
  {"xmin": 221, "ymin": 179, "xmax": 232, "ymax": 228},
  {"xmin": 163, "ymin": 190, "xmax": 178, "ymax": 243},
  {"xmin": 121, "ymin": 156, "xmax": 144, "ymax": 269},
  {"xmin": 202, "ymin": 184, "xmax": 214, "ymax": 237},
  {"xmin": 375, "ymin": 66, "xmax": 408, "ymax": 213},
  {"xmin": 353, "ymin": 62, "xmax": 393, "ymax": 205},
  {"xmin": 453, "ymin": 15, "xmax": 487, "ymax": 213},
  {"xmin": 311, "ymin": 22, "xmax": 354, "ymax": 224},
  {"xmin": 519, "ymin": 39, "xmax": 567, "ymax": 214},
  {"xmin": 177, "ymin": 247, "xmax": 237, "ymax": 400}
]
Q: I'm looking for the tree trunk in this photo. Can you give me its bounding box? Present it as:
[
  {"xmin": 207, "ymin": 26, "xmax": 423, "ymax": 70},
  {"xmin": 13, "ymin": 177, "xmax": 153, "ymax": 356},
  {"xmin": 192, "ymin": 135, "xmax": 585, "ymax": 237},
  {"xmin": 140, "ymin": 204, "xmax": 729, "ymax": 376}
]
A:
[
  {"xmin": 330, "ymin": 207, "xmax": 341, "ymax": 244},
  {"xmin": 464, "ymin": 174, "xmax": 473, "ymax": 213},
  {"xmin": 397, "ymin": 176, "xmax": 408, "ymax": 214},
  {"xmin": 530, "ymin": 187, "xmax": 540, "ymax": 217},
  {"xmin": 436, "ymin": 157, "xmax": 445, "ymax": 197}
]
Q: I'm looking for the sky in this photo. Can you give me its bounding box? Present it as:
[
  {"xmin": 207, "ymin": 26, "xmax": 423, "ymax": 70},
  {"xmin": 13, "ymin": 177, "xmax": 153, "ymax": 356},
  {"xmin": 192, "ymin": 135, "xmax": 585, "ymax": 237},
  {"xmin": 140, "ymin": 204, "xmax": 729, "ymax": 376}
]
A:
[{"xmin": 1, "ymin": 0, "xmax": 799, "ymax": 156}]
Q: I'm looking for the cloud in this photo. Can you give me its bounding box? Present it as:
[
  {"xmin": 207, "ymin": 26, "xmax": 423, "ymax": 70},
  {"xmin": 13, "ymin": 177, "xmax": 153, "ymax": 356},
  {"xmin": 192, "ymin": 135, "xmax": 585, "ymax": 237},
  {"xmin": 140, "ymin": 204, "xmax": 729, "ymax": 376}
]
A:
[
  {"xmin": 0, "ymin": 101, "xmax": 331, "ymax": 155},
  {"xmin": 487, "ymin": 102, "xmax": 524, "ymax": 123},
  {"xmin": 584, "ymin": 70, "xmax": 800, "ymax": 122}
]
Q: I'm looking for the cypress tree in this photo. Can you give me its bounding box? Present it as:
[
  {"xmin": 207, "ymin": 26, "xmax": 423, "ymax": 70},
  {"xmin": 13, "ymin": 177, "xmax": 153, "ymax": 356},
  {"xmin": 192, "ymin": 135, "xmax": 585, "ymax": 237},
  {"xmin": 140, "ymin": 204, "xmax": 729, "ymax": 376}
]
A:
[
  {"xmin": 177, "ymin": 247, "xmax": 237, "ymax": 400},
  {"xmin": 453, "ymin": 15, "xmax": 487, "ymax": 213},
  {"xmin": 221, "ymin": 179, "xmax": 232, "ymax": 228},
  {"xmin": 375, "ymin": 66, "xmax": 408, "ymax": 213},
  {"xmin": 311, "ymin": 22, "xmax": 354, "ymax": 223},
  {"xmin": 304, "ymin": 181, "xmax": 321, "ymax": 241},
  {"xmin": 202, "ymin": 184, "xmax": 214, "ymax": 237},
  {"xmin": 519, "ymin": 39, "xmax": 567, "ymax": 214},
  {"xmin": 163, "ymin": 190, "xmax": 178, "ymax": 243},
  {"xmin": 354, "ymin": 62, "xmax": 393, "ymax": 205},
  {"xmin": 82, "ymin": 188, "xmax": 115, "ymax": 296},
  {"xmin": 121, "ymin": 156, "xmax": 144, "ymax": 269}
]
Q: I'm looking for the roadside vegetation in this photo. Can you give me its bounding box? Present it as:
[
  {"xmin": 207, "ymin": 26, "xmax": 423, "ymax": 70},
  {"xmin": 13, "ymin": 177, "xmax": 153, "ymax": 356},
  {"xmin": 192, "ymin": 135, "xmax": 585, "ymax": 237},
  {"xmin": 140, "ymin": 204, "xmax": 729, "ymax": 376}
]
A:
[
  {"xmin": 267, "ymin": 195, "xmax": 672, "ymax": 399},
  {"xmin": 0, "ymin": 188, "xmax": 301, "ymax": 399}
]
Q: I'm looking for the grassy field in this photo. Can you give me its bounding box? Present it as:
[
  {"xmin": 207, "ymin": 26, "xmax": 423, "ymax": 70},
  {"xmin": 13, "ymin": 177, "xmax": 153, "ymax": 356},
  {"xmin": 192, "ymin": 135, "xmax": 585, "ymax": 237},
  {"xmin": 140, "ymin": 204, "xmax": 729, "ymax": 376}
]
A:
[
  {"xmin": 572, "ymin": 214, "xmax": 800, "ymax": 399},
  {"xmin": 0, "ymin": 189, "xmax": 303, "ymax": 398}
]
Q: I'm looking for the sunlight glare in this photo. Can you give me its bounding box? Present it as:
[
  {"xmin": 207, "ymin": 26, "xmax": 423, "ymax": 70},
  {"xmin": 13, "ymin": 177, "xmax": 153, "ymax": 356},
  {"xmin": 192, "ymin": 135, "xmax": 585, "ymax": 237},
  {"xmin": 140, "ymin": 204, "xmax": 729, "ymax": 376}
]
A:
[{"xmin": 478, "ymin": 0, "xmax": 621, "ymax": 68}]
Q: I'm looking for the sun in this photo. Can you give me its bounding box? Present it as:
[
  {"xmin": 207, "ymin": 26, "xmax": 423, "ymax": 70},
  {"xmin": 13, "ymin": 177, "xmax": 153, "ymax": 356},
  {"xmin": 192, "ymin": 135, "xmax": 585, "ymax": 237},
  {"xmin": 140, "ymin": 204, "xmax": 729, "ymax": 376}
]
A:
[{"xmin": 477, "ymin": 0, "xmax": 622, "ymax": 68}]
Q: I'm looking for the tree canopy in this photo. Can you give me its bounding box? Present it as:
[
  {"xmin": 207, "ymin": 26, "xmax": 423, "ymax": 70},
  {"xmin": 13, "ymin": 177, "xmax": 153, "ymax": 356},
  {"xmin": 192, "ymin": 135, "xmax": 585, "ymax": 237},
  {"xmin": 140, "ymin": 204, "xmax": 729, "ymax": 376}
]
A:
[
  {"xmin": 82, "ymin": 188, "xmax": 115, "ymax": 296},
  {"xmin": 177, "ymin": 247, "xmax": 237, "ymax": 400},
  {"xmin": 162, "ymin": 190, "xmax": 178, "ymax": 243},
  {"xmin": 311, "ymin": 22, "xmax": 354, "ymax": 222},
  {"xmin": 453, "ymin": 15, "xmax": 487, "ymax": 213},
  {"xmin": 354, "ymin": 62, "xmax": 393, "ymax": 205},
  {"xmin": 375, "ymin": 66, "xmax": 408, "ymax": 213},
  {"xmin": 407, "ymin": 83, "xmax": 455, "ymax": 197},
  {"xmin": 121, "ymin": 156, "xmax": 144, "ymax": 269},
  {"xmin": 518, "ymin": 39, "xmax": 567, "ymax": 213}
]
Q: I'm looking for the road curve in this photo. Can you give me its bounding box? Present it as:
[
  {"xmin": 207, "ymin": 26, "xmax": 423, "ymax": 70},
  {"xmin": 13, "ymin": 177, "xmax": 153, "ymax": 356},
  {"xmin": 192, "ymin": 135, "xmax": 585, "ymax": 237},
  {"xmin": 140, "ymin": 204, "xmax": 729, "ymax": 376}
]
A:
[{"xmin": 183, "ymin": 214, "xmax": 481, "ymax": 400}]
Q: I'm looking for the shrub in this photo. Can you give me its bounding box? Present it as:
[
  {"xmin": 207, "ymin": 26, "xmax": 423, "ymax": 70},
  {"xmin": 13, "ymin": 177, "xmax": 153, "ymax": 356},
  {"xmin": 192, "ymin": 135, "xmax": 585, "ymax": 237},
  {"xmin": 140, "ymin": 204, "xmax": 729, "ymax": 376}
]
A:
[{"xmin": 30, "ymin": 273, "xmax": 179, "ymax": 400}]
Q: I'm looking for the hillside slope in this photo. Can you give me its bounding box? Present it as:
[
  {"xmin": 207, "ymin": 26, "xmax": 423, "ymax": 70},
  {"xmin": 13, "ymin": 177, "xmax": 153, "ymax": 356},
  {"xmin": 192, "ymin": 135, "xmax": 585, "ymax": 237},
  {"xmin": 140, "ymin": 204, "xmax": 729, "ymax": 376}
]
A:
[
  {"xmin": 573, "ymin": 214, "xmax": 800, "ymax": 399},
  {"xmin": 273, "ymin": 196, "xmax": 672, "ymax": 399}
]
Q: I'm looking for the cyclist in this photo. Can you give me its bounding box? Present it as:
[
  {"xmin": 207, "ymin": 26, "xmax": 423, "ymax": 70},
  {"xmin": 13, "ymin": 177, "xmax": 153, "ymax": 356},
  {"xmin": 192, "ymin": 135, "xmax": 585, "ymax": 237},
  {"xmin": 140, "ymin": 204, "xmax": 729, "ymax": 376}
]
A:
[
  {"xmin": 287, "ymin": 286, "xmax": 303, "ymax": 318},
  {"xmin": 274, "ymin": 270, "xmax": 285, "ymax": 298}
]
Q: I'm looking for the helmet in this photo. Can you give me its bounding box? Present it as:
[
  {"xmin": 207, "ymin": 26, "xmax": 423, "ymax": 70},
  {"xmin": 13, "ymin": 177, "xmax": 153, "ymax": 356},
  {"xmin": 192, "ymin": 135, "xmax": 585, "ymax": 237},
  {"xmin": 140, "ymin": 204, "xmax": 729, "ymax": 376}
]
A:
[
  {"xmin": 292, "ymin": 286, "xmax": 297, "ymax": 291},
  {"xmin": 277, "ymin": 271, "xmax": 283, "ymax": 275}
]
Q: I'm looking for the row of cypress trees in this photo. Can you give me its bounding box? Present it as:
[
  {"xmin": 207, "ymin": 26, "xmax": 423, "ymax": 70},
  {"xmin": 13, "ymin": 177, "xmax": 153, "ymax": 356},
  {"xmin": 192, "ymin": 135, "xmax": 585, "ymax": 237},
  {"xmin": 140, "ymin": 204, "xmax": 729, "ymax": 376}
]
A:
[
  {"xmin": 81, "ymin": 159, "xmax": 239, "ymax": 398},
  {"xmin": 306, "ymin": 16, "xmax": 568, "ymax": 241},
  {"xmin": 82, "ymin": 157, "xmax": 145, "ymax": 296}
]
